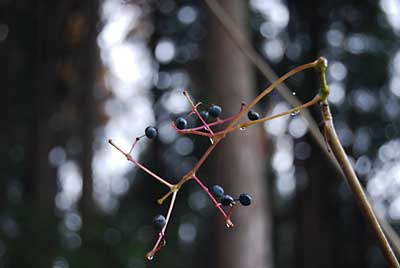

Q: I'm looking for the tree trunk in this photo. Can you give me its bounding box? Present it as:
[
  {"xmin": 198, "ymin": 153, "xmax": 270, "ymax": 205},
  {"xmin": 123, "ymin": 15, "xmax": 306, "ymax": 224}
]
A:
[{"xmin": 205, "ymin": 1, "xmax": 273, "ymax": 267}]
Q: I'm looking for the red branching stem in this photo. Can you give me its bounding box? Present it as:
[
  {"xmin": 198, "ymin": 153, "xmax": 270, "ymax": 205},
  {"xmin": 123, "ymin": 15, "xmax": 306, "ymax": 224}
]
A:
[
  {"xmin": 146, "ymin": 191, "xmax": 178, "ymax": 260},
  {"xmin": 172, "ymin": 124, "xmax": 213, "ymax": 137},
  {"xmin": 173, "ymin": 114, "xmax": 238, "ymax": 138},
  {"xmin": 173, "ymin": 101, "xmax": 245, "ymax": 139},
  {"xmin": 129, "ymin": 158, "xmax": 174, "ymax": 188},
  {"xmin": 185, "ymin": 103, "xmax": 201, "ymax": 118},
  {"xmin": 192, "ymin": 174, "xmax": 230, "ymax": 222},
  {"xmin": 193, "ymin": 108, "xmax": 214, "ymax": 135},
  {"xmin": 108, "ymin": 139, "xmax": 173, "ymax": 189},
  {"xmin": 183, "ymin": 91, "xmax": 215, "ymax": 136},
  {"xmin": 189, "ymin": 114, "xmax": 237, "ymax": 131}
]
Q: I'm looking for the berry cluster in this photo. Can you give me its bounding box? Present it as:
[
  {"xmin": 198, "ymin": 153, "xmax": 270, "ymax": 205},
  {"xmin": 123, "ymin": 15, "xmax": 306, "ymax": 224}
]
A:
[
  {"xmin": 109, "ymin": 94, "xmax": 260, "ymax": 259},
  {"xmin": 211, "ymin": 185, "xmax": 252, "ymax": 207},
  {"xmin": 175, "ymin": 106, "xmax": 260, "ymax": 131},
  {"xmin": 108, "ymin": 59, "xmax": 326, "ymax": 260},
  {"xmin": 175, "ymin": 104, "xmax": 223, "ymax": 130}
]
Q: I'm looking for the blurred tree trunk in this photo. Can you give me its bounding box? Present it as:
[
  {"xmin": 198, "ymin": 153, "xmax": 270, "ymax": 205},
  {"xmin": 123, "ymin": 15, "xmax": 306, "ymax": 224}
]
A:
[
  {"xmin": 205, "ymin": 1, "xmax": 272, "ymax": 268},
  {"xmin": 29, "ymin": 0, "xmax": 99, "ymax": 266},
  {"xmin": 72, "ymin": 0, "xmax": 99, "ymax": 243},
  {"xmin": 31, "ymin": 2, "xmax": 65, "ymax": 266}
]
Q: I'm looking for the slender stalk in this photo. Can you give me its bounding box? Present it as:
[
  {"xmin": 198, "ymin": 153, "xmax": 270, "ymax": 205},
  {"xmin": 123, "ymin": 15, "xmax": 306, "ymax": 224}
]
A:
[
  {"xmin": 146, "ymin": 190, "xmax": 178, "ymax": 260},
  {"xmin": 175, "ymin": 127, "xmax": 213, "ymax": 138},
  {"xmin": 182, "ymin": 114, "xmax": 238, "ymax": 131},
  {"xmin": 157, "ymin": 188, "xmax": 175, "ymax": 204},
  {"xmin": 129, "ymin": 158, "xmax": 174, "ymax": 189},
  {"xmin": 321, "ymin": 100, "xmax": 399, "ymax": 268},
  {"xmin": 128, "ymin": 136, "xmax": 144, "ymax": 154},
  {"xmin": 218, "ymin": 95, "xmax": 321, "ymax": 136},
  {"xmin": 225, "ymin": 60, "xmax": 319, "ymax": 130},
  {"xmin": 183, "ymin": 91, "xmax": 215, "ymax": 136},
  {"xmin": 192, "ymin": 174, "xmax": 234, "ymax": 227},
  {"xmin": 378, "ymin": 216, "xmax": 400, "ymax": 257},
  {"xmin": 240, "ymin": 95, "xmax": 320, "ymax": 128},
  {"xmin": 108, "ymin": 139, "xmax": 174, "ymax": 189},
  {"xmin": 181, "ymin": 136, "xmax": 223, "ymax": 181}
]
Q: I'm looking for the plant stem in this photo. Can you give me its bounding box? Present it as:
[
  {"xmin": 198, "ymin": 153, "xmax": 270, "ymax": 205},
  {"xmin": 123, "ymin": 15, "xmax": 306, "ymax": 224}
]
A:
[
  {"xmin": 146, "ymin": 190, "xmax": 178, "ymax": 260},
  {"xmin": 218, "ymin": 95, "xmax": 321, "ymax": 136},
  {"xmin": 183, "ymin": 91, "xmax": 215, "ymax": 137},
  {"xmin": 225, "ymin": 59, "xmax": 319, "ymax": 130},
  {"xmin": 192, "ymin": 174, "xmax": 233, "ymax": 227},
  {"xmin": 320, "ymin": 100, "xmax": 399, "ymax": 268},
  {"xmin": 108, "ymin": 139, "xmax": 174, "ymax": 189}
]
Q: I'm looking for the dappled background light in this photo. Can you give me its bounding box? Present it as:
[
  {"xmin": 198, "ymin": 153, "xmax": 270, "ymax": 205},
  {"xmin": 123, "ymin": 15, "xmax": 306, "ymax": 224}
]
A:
[
  {"xmin": 2, "ymin": 0, "xmax": 400, "ymax": 267},
  {"xmin": 94, "ymin": 0, "xmax": 155, "ymax": 212}
]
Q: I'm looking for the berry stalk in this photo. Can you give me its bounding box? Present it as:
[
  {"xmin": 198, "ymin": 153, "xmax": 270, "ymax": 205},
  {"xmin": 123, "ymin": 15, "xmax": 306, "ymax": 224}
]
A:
[
  {"xmin": 192, "ymin": 174, "xmax": 234, "ymax": 228},
  {"xmin": 108, "ymin": 139, "xmax": 173, "ymax": 189},
  {"xmin": 183, "ymin": 91, "xmax": 215, "ymax": 137},
  {"xmin": 146, "ymin": 190, "xmax": 178, "ymax": 260}
]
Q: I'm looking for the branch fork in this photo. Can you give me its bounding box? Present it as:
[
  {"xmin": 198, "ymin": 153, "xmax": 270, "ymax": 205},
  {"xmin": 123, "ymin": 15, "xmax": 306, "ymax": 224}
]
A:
[{"xmin": 107, "ymin": 58, "xmax": 400, "ymax": 265}]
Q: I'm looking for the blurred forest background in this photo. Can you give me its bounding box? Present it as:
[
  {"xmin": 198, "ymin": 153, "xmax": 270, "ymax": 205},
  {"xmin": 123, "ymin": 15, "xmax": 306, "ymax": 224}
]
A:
[{"xmin": 1, "ymin": 0, "xmax": 400, "ymax": 267}]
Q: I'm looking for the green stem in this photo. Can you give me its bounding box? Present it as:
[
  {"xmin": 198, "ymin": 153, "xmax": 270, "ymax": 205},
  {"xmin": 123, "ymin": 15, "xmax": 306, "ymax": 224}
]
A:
[{"xmin": 315, "ymin": 57, "xmax": 329, "ymax": 101}]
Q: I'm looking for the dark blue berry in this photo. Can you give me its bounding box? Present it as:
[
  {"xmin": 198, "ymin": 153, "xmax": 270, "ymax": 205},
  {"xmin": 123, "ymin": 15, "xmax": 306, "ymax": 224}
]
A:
[
  {"xmin": 211, "ymin": 185, "xmax": 224, "ymax": 199},
  {"xmin": 239, "ymin": 193, "xmax": 252, "ymax": 206},
  {"xmin": 208, "ymin": 105, "xmax": 222, "ymax": 118},
  {"xmin": 145, "ymin": 126, "xmax": 158, "ymax": 139},
  {"xmin": 221, "ymin": 194, "xmax": 234, "ymax": 206},
  {"xmin": 247, "ymin": 110, "xmax": 260, "ymax": 121},
  {"xmin": 175, "ymin": 117, "xmax": 188, "ymax": 130},
  {"xmin": 153, "ymin": 214, "xmax": 166, "ymax": 229},
  {"xmin": 199, "ymin": 110, "xmax": 209, "ymax": 121}
]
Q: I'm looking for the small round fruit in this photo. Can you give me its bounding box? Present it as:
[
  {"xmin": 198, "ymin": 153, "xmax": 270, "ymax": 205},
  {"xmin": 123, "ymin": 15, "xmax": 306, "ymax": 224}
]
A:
[
  {"xmin": 211, "ymin": 185, "xmax": 224, "ymax": 199},
  {"xmin": 175, "ymin": 117, "xmax": 188, "ymax": 130},
  {"xmin": 208, "ymin": 105, "xmax": 222, "ymax": 118},
  {"xmin": 247, "ymin": 110, "xmax": 260, "ymax": 121},
  {"xmin": 153, "ymin": 214, "xmax": 166, "ymax": 229},
  {"xmin": 221, "ymin": 194, "xmax": 234, "ymax": 206},
  {"xmin": 239, "ymin": 193, "xmax": 252, "ymax": 206},
  {"xmin": 199, "ymin": 110, "xmax": 209, "ymax": 121},
  {"xmin": 145, "ymin": 126, "xmax": 158, "ymax": 139}
]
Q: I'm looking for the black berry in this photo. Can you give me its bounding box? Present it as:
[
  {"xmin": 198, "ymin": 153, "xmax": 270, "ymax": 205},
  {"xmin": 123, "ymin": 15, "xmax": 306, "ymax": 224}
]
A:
[
  {"xmin": 247, "ymin": 110, "xmax": 260, "ymax": 121},
  {"xmin": 175, "ymin": 117, "xmax": 188, "ymax": 130},
  {"xmin": 211, "ymin": 185, "xmax": 224, "ymax": 199},
  {"xmin": 238, "ymin": 193, "xmax": 252, "ymax": 206},
  {"xmin": 208, "ymin": 105, "xmax": 222, "ymax": 118},
  {"xmin": 199, "ymin": 110, "xmax": 209, "ymax": 121},
  {"xmin": 145, "ymin": 126, "xmax": 158, "ymax": 139},
  {"xmin": 221, "ymin": 194, "xmax": 234, "ymax": 206},
  {"xmin": 153, "ymin": 214, "xmax": 166, "ymax": 229}
]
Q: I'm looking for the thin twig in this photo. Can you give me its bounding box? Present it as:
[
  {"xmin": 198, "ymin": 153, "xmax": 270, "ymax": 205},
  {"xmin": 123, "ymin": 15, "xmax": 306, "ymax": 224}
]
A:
[
  {"xmin": 146, "ymin": 190, "xmax": 178, "ymax": 260},
  {"xmin": 183, "ymin": 91, "xmax": 215, "ymax": 137},
  {"xmin": 203, "ymin": 0, "xmax": 338, "ymax": 171},
  {"xmin": 204, "ymin": 0, "xmax": 400, "ymax": 255},
  {"xmin": 108, "ymin": 139, "xmax": 174, "ymax": 188},
  {"xmin": 192, "ymin": 174, "xmax": 234, "ymax": 227},
  {"xmin": 321, "ymin": 100, "xmax": 399, "ymax": 268},
  {"xmin": 378, "ymin": 215, "xmax": 400, "ymax": 257}
]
